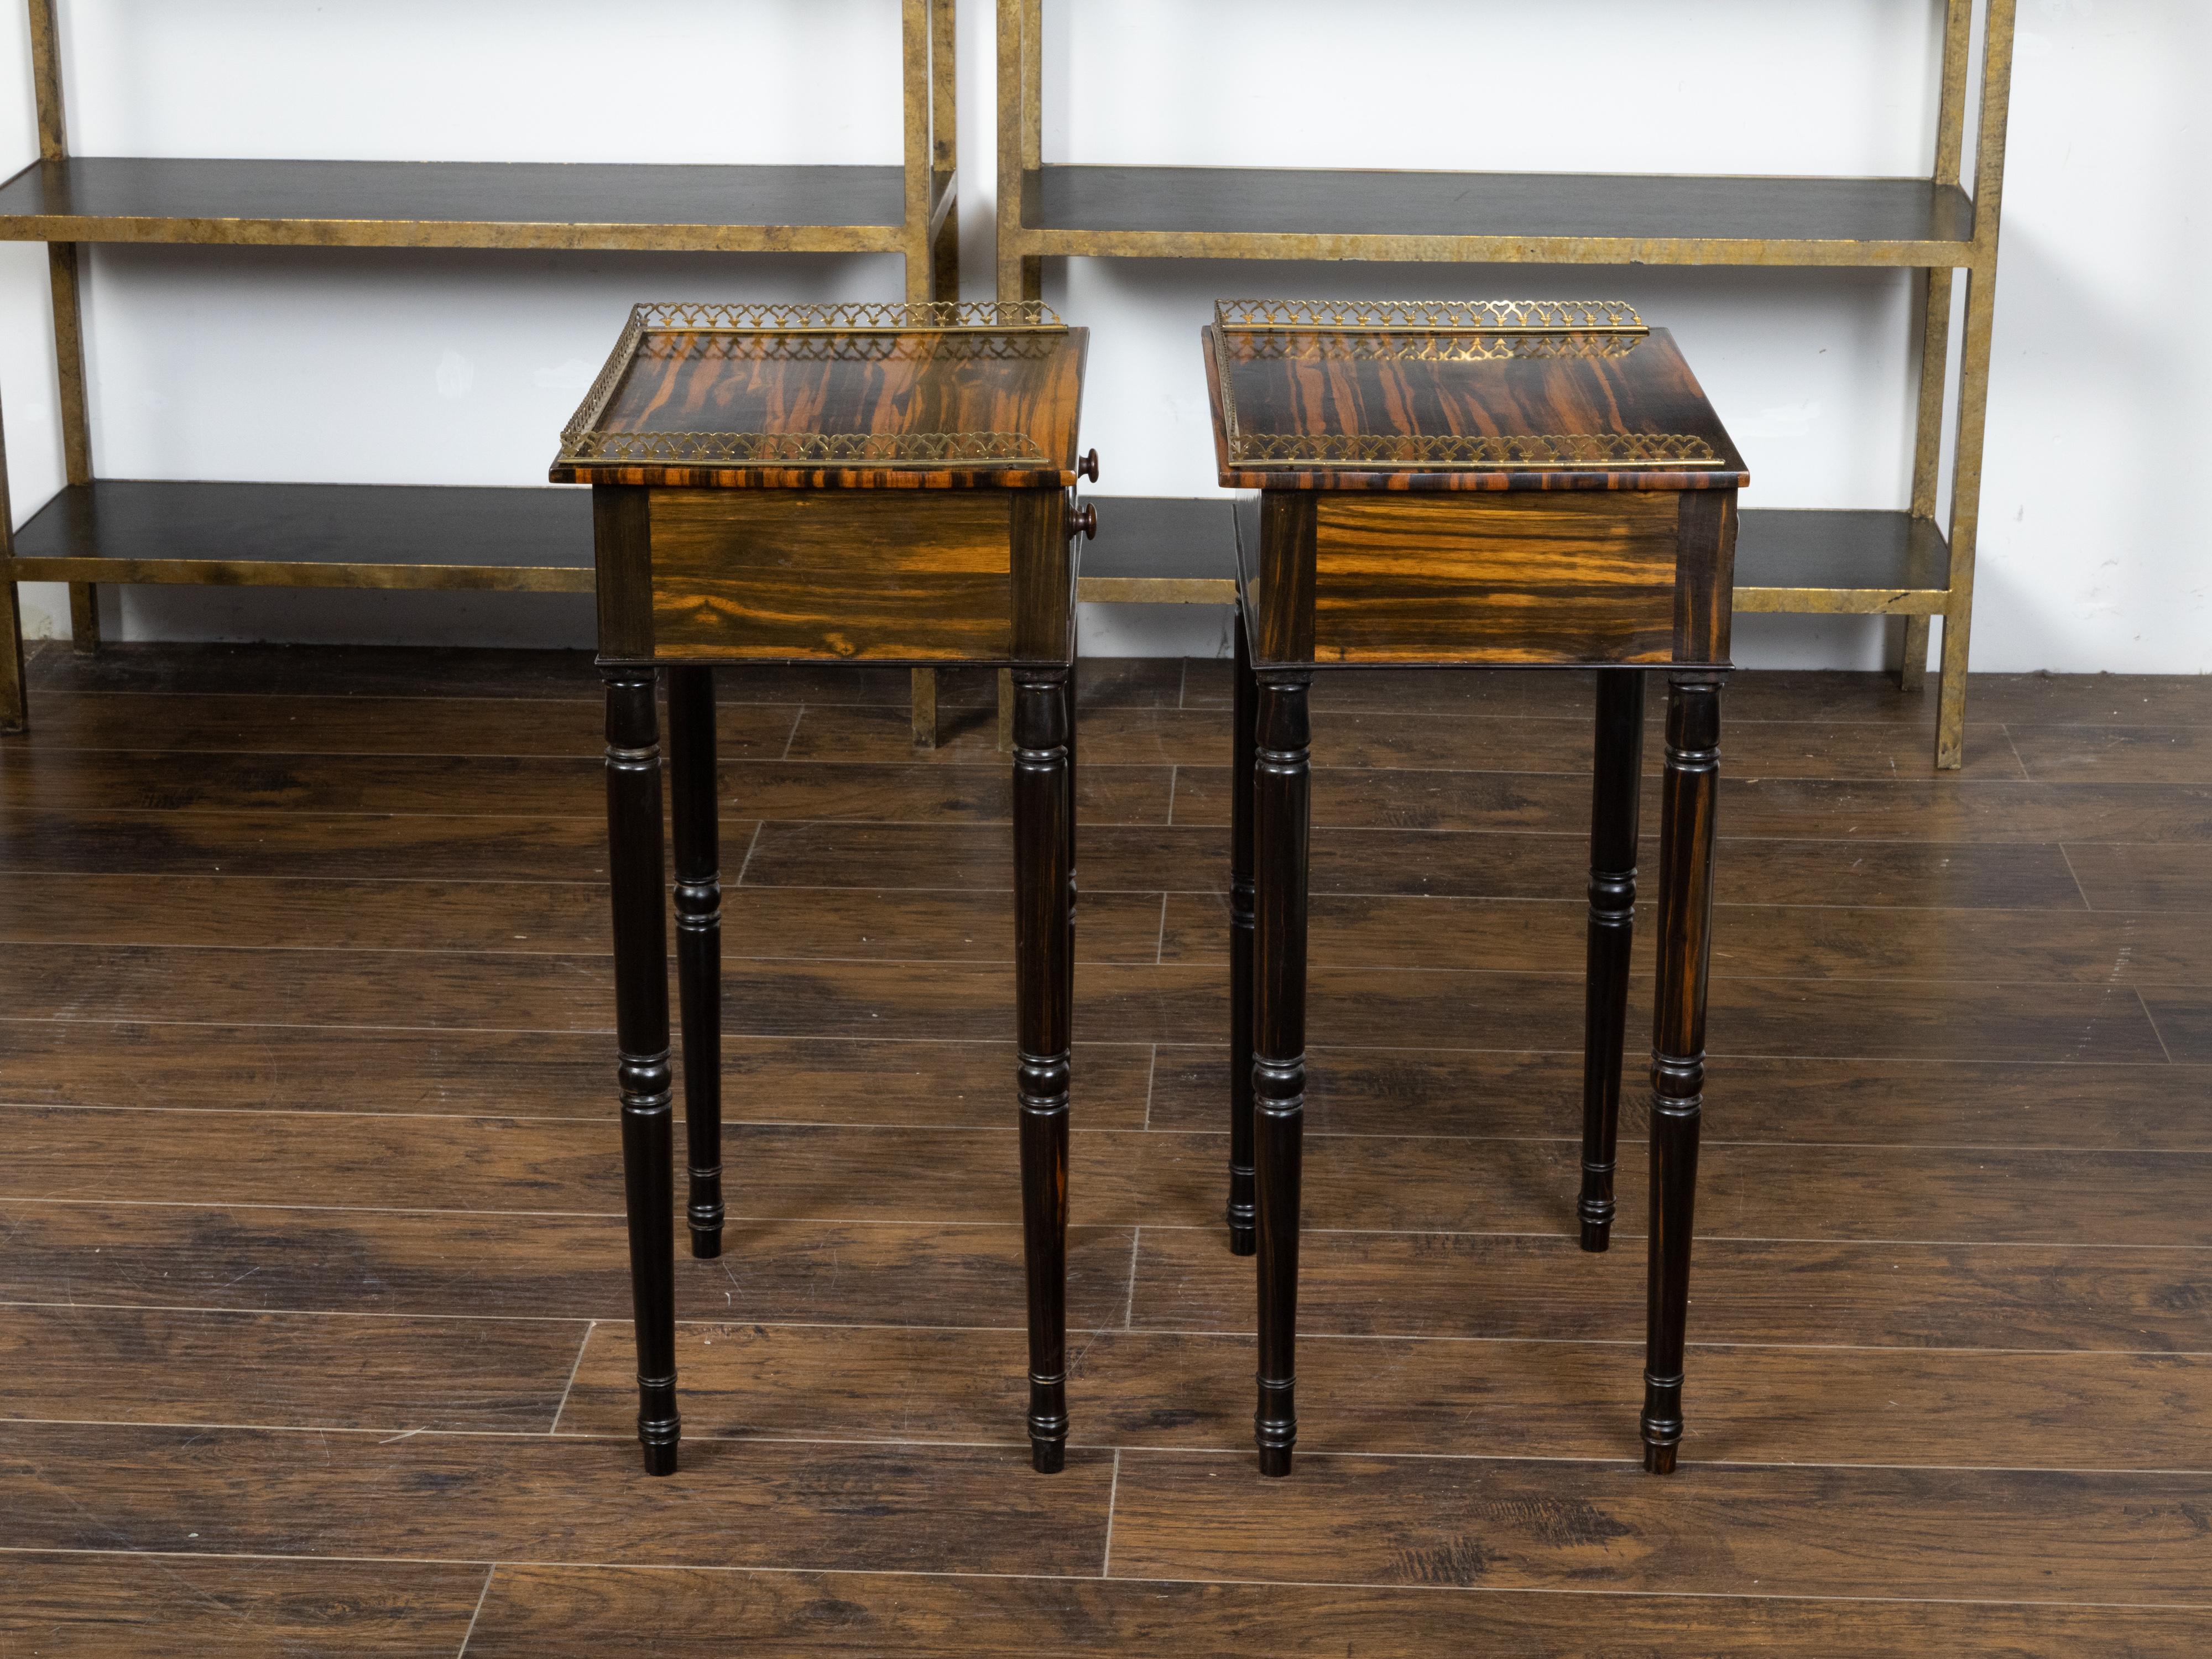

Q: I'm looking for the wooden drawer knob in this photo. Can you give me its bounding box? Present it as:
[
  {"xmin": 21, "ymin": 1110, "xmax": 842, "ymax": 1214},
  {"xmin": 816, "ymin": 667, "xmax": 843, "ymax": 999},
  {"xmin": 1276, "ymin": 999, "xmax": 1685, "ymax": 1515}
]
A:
[
  {"xmin": 1079, "ymin": 449, "xmax": 1100, "ymax": 482},
  {"xmin": 1069, "ymin": 501, "xmax": 1098, "ymax": 540}
]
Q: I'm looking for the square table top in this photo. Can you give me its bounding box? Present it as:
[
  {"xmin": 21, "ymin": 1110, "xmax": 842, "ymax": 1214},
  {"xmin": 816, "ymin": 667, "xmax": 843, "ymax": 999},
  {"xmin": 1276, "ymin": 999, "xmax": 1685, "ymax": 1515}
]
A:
[
  {"xmin": 1202, "ymin": 300, "xmax": 1747, "ymax": 494},
  {"xmin": 551, "ymin": 301, "xmax": 1088, "ymax": 491}
]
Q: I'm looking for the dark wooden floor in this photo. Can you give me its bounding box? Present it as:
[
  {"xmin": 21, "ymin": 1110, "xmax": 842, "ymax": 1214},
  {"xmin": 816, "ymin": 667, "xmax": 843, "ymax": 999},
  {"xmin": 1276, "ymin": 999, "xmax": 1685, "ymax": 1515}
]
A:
[{"xmin": 2, "ymin": 641, "xmax": 2210, "ymax": 1656}]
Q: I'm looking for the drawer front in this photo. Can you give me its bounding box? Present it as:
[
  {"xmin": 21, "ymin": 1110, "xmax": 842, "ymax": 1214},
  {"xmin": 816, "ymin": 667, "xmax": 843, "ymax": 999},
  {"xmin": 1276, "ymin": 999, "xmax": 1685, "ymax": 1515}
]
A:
[
  {"xmin": 1313, "ymin": 493, "xmax": 1684, "ymax": 666},
  {"xmin": 649, "ymin": 489, "xmax": 1015, "ymax": 662}
]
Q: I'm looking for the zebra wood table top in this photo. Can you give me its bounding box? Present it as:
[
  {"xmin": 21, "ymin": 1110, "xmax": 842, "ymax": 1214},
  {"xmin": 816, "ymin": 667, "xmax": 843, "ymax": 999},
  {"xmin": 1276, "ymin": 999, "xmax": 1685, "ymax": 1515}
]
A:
[
  {"xmin": 551, "ymin": 302, "xmax": 1089, "ymax": 491},
  {"xmin": 1201, "ymin": 300, "xmax": 1747, "ymax": 494}
]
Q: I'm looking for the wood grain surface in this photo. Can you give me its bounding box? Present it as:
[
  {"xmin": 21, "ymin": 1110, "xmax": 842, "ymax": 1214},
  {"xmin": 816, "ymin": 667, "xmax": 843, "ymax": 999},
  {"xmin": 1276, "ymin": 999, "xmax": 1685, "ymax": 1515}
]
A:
[
  {"xmin": 5, "ymin": 640, "xmax": 2209, "ymax": 1655},
  {"xmin": 1311, "ymin": 492, "xmax": 1683, "ymax": 665},
  {"xmin": 648, "ymin": 489, "xmax": 1016, "ymax": 661},
  {"xmin": 556, "ymin": 322, "xmax": 1087, "ymax": 490},
  {"xmin": 1205, "ymin": 324, "xmax": 1747, "ymax": 493},
  {"xmin": 462, "ymin": 1564, "xmax": 2211, "ymax": 1657}
]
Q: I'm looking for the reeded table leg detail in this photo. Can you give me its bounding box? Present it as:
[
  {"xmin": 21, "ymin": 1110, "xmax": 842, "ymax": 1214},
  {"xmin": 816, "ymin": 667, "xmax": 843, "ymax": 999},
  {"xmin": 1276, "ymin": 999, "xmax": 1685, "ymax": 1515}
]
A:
[
  {"xmin": 1012, "ymin": 666, "xmax": 1074, "ymax": 1473},
  {"xmin": 1642, "ymin": 673, "xmax": 1723, "ymax": 1475},
  {"xmin": 1225, "ymin": 606, "xmax": 1259, "ymax": 1257},
  {"xmin": 603, "ymin": 666, "xmax": 680, "ymax": 1477},
  {"xmin": 667, "ymin": 665, "xmax": 724, "ymax": 1261},
  {"xmin": 1064, "ymin": 656, "xmax": 1078, "ymax": 1042},
  {"xmin": 1579, "ymin": 669, "xmax": 1646, "ymax": 1253},
  {"xmin": 1251, "ymin": 669, "xmax": 1312, "ymax": 1477}
]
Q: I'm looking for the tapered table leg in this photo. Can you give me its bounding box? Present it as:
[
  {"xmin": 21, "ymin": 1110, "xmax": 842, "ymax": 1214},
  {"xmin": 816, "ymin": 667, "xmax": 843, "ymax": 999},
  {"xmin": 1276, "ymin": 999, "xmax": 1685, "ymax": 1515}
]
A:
[
  {"xmin": 1251, "ymin": 669, "xmax": 1312, "ymax": 1477},
  {"xmin": 1226, "ymin": 606, "xmax": 1258, "ymax": 1256},
  {"xmin": 666, "ymin": 666, "xmax": 724, "ymax": 1260},
  {"xmin": 1642, "ymin": 672, "xmax": 1723, "ymax": 1475},
  {"xmin": 1012, "ymin": 666, "xmax": 1074, "ymax": 1473},
  {"xmin": 1579, "ymin": 669, "xmax": 1645, "ymax": 1252},
  {"xmin": 602, "ymin": 665, "xmax": 680, "ymax": 1476},
  {"xmin": 1065, "ymin": 653, "xmax": 1078, "ymax": 1044}
]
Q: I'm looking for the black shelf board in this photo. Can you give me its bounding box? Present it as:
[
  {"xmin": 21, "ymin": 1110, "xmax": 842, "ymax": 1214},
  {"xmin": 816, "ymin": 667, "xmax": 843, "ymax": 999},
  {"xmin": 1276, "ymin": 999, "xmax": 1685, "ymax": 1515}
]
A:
[
  {"xmin": 1027, "ymin": 165, "xmax": 1976, "ymax": 263},
  {"xmin": 4, "ymin": 488, "xmax": 1951, "ymax": 611},
  {"xmin": 7, "ymin": 481, "xmax": 593, "ymax": 589},
  {"xmin": 0, "ymin": 157, "xmax": 912, "ymax": 249},
  {"xmin": 1736, "ymin": 509, "xmax": 1950, "ymax": 596},
  {"xmin": 1078, "ymin": 497, "xmax": 1238, "ymax": 598},
  {"xmin": 1065, "ymin": 499, "xmax": 1951, "ymax": 611}
]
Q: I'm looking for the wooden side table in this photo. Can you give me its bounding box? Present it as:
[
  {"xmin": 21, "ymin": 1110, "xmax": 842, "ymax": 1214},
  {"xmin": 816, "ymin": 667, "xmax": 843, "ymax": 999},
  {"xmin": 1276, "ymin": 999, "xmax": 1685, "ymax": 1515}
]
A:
[
  {"xmin": 552, "ymin": 300, "xmax": 1095, "ymax": 1476},
  {"xmin": 1202, "ymin": 300, "xmax": 1747, "ymax": 1478}
]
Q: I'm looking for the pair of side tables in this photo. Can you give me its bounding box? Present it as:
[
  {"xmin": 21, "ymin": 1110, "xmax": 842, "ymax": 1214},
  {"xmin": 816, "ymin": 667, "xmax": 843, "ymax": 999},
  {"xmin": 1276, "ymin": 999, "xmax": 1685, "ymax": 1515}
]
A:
[{"xmin": 554, "ymin": 299, "xmax": 1746, "ymax": 1480}]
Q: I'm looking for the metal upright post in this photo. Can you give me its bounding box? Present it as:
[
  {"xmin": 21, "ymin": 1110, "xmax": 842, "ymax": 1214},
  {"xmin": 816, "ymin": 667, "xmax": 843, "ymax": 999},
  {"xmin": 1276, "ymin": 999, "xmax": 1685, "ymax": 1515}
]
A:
[
  {"xmin": 1897, "ymin": 0, "xmax": 1975, "ymax": 695},
  {"xmin": 27, "ymin": 0, "xmax": 97, "ymax": 653},
  {"xmin": 1934, "ymin": 0, "xmax": 2016, "ymax": 771},
  {"xmin": 995, "ymin": 0, "xmax": 1044, "ymax": 304}
]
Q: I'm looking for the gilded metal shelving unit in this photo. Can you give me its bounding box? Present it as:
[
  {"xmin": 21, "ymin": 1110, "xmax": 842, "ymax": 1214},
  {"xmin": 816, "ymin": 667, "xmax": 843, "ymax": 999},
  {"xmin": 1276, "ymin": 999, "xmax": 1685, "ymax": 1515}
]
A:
[
  {"xmin": 997, "ymin": 0, "xmax": 2015, "ymax": 769},
  {"xmin": 0, "ymin": 0, "xmax": 957, "ymax": 733}
]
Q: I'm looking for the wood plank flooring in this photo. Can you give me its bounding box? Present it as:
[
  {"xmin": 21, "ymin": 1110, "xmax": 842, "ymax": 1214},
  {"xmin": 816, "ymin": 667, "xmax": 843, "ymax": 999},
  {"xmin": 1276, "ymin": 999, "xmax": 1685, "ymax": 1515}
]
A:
[{"xmin": 3, "ymin": 642, "xmax": 2210, "ymax": 1656}]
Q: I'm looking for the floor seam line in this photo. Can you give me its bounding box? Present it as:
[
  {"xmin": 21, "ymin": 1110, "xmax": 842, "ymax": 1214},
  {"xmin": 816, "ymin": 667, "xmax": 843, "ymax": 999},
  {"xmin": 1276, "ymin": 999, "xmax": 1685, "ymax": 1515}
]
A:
[
  {"xmin": 0, "ymin": 1545, "xmax": 2204, "ymax": 1609},
  {"xmin": 1125, "ymin": 1227, "xmax": 1144, "ymax": 1330},
  {"xmin": 548, "ymin": 1320, "xmax": 593, "ymax": 1435},
  {"xmin": 1100, "ymin": 1448, "xmax": 1122, "ymax": 1579},
  {"xmin": 733, "ymin": 822, "xmax": 765, "ymax": 888},
  {"xmin": 2135, "ymin": 989, "xmax": 2177, "ymax": 1066},
  {"xmin": 456, "ymin": 1562, "xmax": 495, "ymax": 1657},
  {"xmin": 2056, "ymin": 842, "xmax": 2096, "ymax": 911}
]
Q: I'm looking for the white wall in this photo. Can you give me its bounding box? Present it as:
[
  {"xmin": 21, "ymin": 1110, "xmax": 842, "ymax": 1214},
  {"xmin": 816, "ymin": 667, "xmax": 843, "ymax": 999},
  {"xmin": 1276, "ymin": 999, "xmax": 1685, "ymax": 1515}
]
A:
[{"xmin": 0, "ymin": 1, "xmax": 2203, "ymax": 669}]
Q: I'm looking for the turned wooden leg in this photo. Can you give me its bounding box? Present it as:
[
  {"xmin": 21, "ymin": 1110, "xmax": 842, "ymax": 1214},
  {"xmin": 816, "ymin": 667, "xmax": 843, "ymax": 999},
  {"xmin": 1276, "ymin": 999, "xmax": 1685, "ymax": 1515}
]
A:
[
  {"xmin": 1251, "ymin": 669, "xmax": 1311, "ymax": 1477},
  {"xmin": 1013, "ymin": 666, "xmax": 1074, "ymax": 1473},
  {"xmin": 666, "ymin": 666, "xmax": 724, "ymax": 1261},
  {"xmin": 1065, "ymin": 658, "xmax": 1078, "ymax": 1020},
  {"xmin": 1579, "ymin": 669, "xmax": 1645, "ymax": 1253},
  {"xmin": 603, "ymin": 666, "xmax": 680, "ymax": 1476},
  {"xmin": 1642, "ymin": 672, "xmax": 1723, "ymax": 1475},
  {"xmin": 1227, "ymin": 606, "xmax": 1258, "ymax": 1256}
]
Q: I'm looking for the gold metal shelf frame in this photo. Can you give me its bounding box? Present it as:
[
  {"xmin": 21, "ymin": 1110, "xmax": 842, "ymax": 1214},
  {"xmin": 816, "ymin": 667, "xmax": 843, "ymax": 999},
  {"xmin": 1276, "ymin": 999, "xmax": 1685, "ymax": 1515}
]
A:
[
  {"xmin": 1002, "ymin": 0, "xmax": 2018, "ymax": 769},
  {"xmin": 0, "ymin": 0, "xmax": 961, "ymax": 735}
]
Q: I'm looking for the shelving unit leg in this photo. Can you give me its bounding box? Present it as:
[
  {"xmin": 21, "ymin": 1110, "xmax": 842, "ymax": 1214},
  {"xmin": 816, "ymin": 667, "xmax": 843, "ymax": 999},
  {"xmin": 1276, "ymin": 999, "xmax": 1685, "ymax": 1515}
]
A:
[
  {"xmin": 1936, "ymin": 0, "xmax": 2017, "ymax": 770},
  {"xmin": 51, "ymin": 244, "xmax": 95, "ymax": 653},
  {"xmin": 29, "ymin": 0, "xmax": 98, "ymax": 653},
  {"xmin": 910, "ymin": 666, "xmax": 940, "ymax": 747},
  {"xmin": 1892, "ymin": 616, "xmax": 1932, "ymax": 693},
  {"xmin": 1938, "ymin": 262, "xmax": 2000, "ymax": 770},
  {"xmin": 1901, "ymin": 258, "xmax": 1958, "ymax": 697},
  {"xmin": 0, "ymin": 576, "xmax": 23, "ymax": 734}
]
